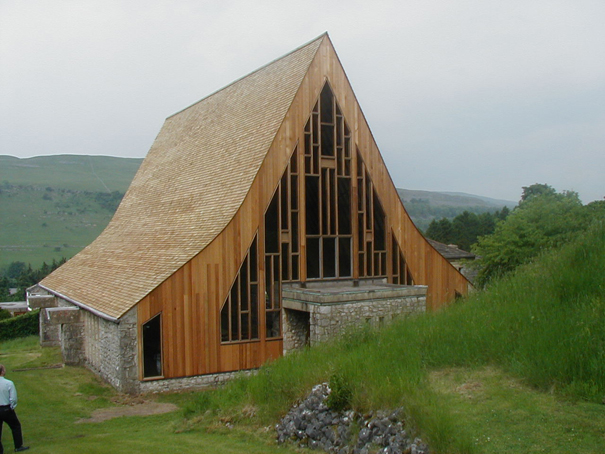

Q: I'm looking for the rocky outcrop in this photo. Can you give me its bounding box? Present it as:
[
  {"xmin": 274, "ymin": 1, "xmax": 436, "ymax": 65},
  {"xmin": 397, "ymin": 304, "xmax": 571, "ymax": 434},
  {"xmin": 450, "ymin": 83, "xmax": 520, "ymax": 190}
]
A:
[{"xmin": 276, "ymin": 383, "xmax": 429, "ymax": 454}]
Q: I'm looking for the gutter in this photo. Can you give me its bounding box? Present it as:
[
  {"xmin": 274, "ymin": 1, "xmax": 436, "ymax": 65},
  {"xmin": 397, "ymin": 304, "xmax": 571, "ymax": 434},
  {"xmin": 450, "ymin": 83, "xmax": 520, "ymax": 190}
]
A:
[{"xmin": 36, "ymin": 284, "xmax": 119, "ymax": 323}]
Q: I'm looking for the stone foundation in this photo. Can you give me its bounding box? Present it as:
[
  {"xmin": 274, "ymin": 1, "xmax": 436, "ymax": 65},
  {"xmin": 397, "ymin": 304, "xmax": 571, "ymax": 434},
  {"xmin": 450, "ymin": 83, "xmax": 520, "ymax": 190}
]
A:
[
  {"xmin": 139, "ymin": 370, "xmax": 253, "ymax": 394},
  {"xmin": 283, "ymin": 308, "xmax": 310, "ymax": 352},
  {"xmin": 81, "ymin": 308, "xmax": 139, "ymax": 394}
]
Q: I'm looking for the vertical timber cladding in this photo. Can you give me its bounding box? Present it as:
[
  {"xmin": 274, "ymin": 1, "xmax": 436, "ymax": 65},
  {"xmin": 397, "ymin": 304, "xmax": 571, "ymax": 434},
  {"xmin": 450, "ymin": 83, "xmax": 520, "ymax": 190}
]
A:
[
  {"xmin": 136, "ymin": 35, "xmax": 469, "ymax": 381},
  {"xmin": 217, "ymin": 81, "xmax": 415, "ymax": 352}
]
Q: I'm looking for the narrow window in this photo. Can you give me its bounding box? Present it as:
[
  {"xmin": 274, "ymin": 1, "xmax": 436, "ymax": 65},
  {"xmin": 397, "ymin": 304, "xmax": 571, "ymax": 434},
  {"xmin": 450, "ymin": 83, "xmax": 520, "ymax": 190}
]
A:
[
  {"xmin": 142, "ymin": 314, "xmax": 162, "ymax": 378},
  {"xmin": 220, "ymin": 236, "xmax": 260, "ymax": 343},
  {"xmin": 323, "ymin": 237, "xmax": 336, "ymax": 277}
]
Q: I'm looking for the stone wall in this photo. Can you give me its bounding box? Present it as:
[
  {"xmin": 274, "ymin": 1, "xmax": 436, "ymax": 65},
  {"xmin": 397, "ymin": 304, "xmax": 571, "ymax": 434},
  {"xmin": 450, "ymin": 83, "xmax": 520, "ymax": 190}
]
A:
[
  {"xmin": 28, "ymin": 288, "xmax": 86, "ymax": 364},
  {"xmin": 283, "ymin": 309, "xmax": 310, "ymax": 353},
  {"xmin": 282, "ymin": 281, "xmax": 427, "ymax": 354},
  {"xmin": 28, "ymin": 291, "xmax": 65, "ymax": 348},
  {"xmin": 308, "ymin": 293, "xmax": 425, "ymax": 345},
  {"xmin": 139, "ymin": 370, "xmax": 252, "ymax": 394},
  {"xmin": 27, "ymin": 286, "xmax": 140, "ymax": 394},
  {"xmin": 81, "ymin": 308, "xmax": 139, "ymax": 394}
]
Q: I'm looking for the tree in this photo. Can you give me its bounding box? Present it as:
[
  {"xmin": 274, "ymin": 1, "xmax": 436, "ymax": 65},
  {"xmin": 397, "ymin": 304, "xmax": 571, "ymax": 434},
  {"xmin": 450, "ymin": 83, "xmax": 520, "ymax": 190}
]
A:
[
  {"xmin": 473, "ymin": 186, "xmax": 591, "ymax": 286},
  {"xmin": 520, "ymin": 183, "xmax": 556, "ymax": 202},
  {"xmin": 425, "ymin": 207, "xmax": 510, "ymax": 252},
  {"xmin": 425, "ymin": 218, "xmax": 454, "ymax": 244},
  {"xmin": 1, "ymin": 258, "xmax": 67, "ymax": 302},
  {"xmin": 5, "ymin": 262, "xmax": 26, "ymax": 280}
]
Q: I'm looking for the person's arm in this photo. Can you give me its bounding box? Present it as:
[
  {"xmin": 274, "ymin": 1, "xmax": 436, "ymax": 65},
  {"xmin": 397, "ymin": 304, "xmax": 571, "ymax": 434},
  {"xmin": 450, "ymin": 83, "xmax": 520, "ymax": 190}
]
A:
[{"xmin": 8, "ymin": 381, "xmax": 17, "ymax": 409}]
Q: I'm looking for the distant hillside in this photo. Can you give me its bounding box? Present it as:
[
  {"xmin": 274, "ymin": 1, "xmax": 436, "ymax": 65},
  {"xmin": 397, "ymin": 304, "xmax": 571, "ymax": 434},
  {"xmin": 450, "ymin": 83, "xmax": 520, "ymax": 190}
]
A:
[
  {"xmin": 0, "ymin": 154, "xmax": 515, "ymax": 269},
  {"xmin": 397, "ymin": 188, "xmax": 516, "ymax": 231},
  {"xmin": 0, "ymin": 155, "xmax": 143, "ymax": 269},
  {"xmin": 0, "ymin": 155, "xmax": 142, "ymax": 193}
]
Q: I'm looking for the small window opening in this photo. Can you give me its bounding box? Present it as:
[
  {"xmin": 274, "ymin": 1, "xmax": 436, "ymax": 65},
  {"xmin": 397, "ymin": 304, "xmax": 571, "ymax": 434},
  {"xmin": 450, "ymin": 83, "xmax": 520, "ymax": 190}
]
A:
[{"xmin": 142, "ymin": 313, "xmax": 162, "ymax": 378}]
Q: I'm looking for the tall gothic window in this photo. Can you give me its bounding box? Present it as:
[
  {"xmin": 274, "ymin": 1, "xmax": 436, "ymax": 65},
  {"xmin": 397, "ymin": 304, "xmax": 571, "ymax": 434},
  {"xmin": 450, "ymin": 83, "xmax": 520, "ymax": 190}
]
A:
[
  {"xmin": 392, "ymin": 231, "xmax": 414, "ymax": 285},
  {"xmin": 304, "ymin": 82, "xmax": 353, "ymax": 279},
  {"xmin": 357, "ymin": 149, "xmax": 388, "ymax": 278}
]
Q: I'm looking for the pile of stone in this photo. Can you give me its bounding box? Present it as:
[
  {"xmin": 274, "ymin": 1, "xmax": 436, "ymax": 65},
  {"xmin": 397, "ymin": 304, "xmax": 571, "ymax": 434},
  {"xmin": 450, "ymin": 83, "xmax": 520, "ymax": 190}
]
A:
[{"xmin": 276, "ymin": 383, "xmax": 429, "ymax": 454}]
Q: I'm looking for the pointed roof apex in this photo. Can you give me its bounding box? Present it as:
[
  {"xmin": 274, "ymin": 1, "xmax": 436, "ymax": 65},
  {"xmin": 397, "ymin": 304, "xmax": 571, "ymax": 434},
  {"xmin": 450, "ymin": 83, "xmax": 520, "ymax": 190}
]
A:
[
  {"xmin": 169, "ymin": 33, "xmax": 328, "ymax": 120},
  {"xmin": 40, "ymin": 35, "xmax": 327, "ymax": 319}
]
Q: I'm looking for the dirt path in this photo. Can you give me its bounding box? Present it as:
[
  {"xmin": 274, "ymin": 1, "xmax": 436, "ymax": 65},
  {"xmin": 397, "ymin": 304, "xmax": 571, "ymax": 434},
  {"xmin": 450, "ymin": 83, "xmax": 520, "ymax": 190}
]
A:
[{"xmin": 76, "ymin": 399, "xmax": 179, "ymax": 424}]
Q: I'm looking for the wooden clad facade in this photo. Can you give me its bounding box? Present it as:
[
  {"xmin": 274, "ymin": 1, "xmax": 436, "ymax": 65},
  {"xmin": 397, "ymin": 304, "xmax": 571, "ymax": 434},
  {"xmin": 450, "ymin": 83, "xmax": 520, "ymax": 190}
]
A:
[{"xmin": 136, "ymin": 35, "xmax": 470, "ymax": 382}]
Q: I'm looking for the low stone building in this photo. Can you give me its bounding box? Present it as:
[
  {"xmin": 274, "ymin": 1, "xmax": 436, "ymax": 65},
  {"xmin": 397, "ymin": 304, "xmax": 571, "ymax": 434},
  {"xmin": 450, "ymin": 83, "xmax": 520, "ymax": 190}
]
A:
[
  {"xmin": 282, "ymin": 280, "xmax": 426, "ymax": 352},
  {"xmin": 426, "ymin": 239, "xmax": 478, "ymax": 283}
]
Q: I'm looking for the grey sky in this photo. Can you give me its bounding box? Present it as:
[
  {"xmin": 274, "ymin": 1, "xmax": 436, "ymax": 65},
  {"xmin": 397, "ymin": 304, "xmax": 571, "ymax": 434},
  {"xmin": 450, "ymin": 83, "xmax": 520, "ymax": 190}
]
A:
[{"xmin": 1, "ymin": 0, "xmax": 604, "ymax": 203}]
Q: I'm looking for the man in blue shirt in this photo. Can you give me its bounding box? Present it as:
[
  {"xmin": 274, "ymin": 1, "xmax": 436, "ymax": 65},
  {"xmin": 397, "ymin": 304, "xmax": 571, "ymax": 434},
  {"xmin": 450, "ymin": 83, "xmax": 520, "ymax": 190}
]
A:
[{"xmin": 0, "ymin": 364, "xmax": 29, "ymax": 452}]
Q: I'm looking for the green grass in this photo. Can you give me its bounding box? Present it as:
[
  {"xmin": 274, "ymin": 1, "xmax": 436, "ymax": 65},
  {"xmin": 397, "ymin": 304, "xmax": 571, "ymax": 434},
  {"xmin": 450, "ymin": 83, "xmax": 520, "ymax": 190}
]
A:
[
  {"xmin": 0, "ymin": 155, "xmax": 142, "ymax": 270},
  {"xmin": 0, "ymin": 337, "xmax": 300, "ymax": 454},
  {"xmin": 430, "ymin": 367, "xmax": 605, "ymax": 453},
  {"xmin": 0, "ymin": 155, "xmax": 142, "ymax": 193},
  {"xmin": 182, "ymin": 222, "xmax": 605, "ymax": 453},
  {"xmin": 0, "ymin": 186, "xmax": 115, "ymax": 269}
]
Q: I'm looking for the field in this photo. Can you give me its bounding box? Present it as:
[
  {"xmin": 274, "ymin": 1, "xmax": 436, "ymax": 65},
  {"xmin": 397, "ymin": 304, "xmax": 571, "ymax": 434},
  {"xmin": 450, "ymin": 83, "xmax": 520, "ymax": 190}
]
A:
[
  {"xmin": 2, "ymin": 335, "xmax": 604, "ymax": 454},
  {"xmin": 0, "ymin": 186, "xmax": 113, "ymax": 267},
  {"xmin": 0, "ymin": 155, "xmax": 142, "ymax": 269},
  {"xmin": 0, "ymin": 155, "xmax": 142, "ymax": 193},
  {"xmin": 0, "ymin": 336, "xmax": 299, "ymax": 454}
]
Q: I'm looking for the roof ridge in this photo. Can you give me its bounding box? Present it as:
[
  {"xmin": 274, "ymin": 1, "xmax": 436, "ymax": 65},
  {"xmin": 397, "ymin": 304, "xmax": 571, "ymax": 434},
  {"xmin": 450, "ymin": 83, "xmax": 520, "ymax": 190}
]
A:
[{"xmin": 167, "ymin": 33, "xmax": 328, "ymax": 120}]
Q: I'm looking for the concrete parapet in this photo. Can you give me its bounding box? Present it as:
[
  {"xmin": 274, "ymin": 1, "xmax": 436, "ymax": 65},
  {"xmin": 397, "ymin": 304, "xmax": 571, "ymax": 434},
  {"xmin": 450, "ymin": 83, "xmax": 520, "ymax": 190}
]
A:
[
  {"xmin": 45, "ymin": 307, "xmax": 81, "ymax": 325},
  {"xmin": 27, "ymin": 295, "xmax": 56, "ymax": 309}
]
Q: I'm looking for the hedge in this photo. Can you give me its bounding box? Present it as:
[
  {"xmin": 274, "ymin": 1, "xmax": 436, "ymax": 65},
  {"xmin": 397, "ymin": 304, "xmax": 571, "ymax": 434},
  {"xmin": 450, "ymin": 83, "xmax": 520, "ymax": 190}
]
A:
[{"xmin": 0, "ymin": 310, "xmax": 39, "ymax": 341}]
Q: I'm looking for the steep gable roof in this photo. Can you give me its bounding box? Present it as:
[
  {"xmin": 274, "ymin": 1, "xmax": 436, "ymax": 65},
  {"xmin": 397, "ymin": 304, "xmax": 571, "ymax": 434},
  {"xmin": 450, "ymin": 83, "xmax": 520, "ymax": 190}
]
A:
[{"xmin": 40, "ymin": 35, "xmax": 326, "ymax": 319}]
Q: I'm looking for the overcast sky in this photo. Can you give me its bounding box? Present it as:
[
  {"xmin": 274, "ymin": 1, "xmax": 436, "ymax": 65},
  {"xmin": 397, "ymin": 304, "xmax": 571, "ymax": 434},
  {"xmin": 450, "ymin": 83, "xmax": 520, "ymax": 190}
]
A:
[{"xmin": 1, "ymin": 0, "xmax": 604, "ymax": 203}]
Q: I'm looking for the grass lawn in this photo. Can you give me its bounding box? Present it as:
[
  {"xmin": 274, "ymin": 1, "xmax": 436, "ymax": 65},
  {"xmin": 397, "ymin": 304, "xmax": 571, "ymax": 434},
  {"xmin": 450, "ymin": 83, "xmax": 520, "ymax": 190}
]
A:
[
  {"xmin": 429, "ymin": 367, "xmax": 605, "ymax": 453},
  {"xmin": 2, "ymin": 336, "xmax": 605, "ymax": 453},
  {"xmin": 0, "ymin": 337, "xmax": 299, "ymax": 454}
]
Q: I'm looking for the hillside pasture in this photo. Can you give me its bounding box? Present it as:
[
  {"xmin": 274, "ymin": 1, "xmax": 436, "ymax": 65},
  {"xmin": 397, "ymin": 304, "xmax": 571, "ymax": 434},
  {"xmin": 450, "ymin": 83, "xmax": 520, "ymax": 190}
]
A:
[{"xmin": 0, "ymin": 155, "xmax": 142, "ymax": 270}]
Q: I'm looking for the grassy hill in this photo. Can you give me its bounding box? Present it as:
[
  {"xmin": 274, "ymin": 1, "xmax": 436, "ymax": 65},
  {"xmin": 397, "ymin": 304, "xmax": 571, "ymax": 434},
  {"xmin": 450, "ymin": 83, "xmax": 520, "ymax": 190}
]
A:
[
  {"xmin": 181, "ymin": 222, "xmax": 605, "ymax": 453},
  {"xmin": 0, "ymin": 155, "xmax": 142, "ymax": 269},
  {"xmin": 398, "ymin": 188, "xmax": 516, "ymax": 231},
  {"xmin": 0, "ymin": 155, "xmax": 142, "ymax": 192}
]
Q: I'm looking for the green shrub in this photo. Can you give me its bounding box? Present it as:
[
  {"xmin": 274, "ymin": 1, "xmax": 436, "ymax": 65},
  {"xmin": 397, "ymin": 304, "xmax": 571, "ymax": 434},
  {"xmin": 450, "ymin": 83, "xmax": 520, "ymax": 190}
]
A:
[
  {"xmin": 0, "ymin": 308, "xmax": 11, "ymax": 321},
  {"xmin": 0, "ymin": 309, "xmax": 39, "ymax": 341},
  {"xmin": 326, "ymin": 372, "xmax": 353, "ymax": 411}
]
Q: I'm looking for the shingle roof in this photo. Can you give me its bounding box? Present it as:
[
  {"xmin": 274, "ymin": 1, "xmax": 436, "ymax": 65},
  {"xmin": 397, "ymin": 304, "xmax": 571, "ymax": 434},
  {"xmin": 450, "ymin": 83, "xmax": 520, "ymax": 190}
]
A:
[{"xmin": 40, "ymin": 34, "xmax": 326, "ymax": 319}]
